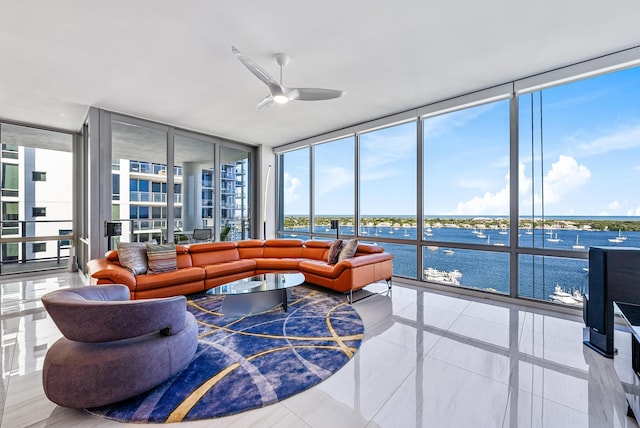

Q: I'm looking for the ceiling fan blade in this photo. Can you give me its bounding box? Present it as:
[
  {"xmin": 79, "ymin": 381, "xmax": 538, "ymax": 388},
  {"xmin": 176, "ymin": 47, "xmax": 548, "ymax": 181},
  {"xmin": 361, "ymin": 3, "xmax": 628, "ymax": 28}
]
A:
[
  {"xmin": 256, "ymin": 95, "xmax": 274, "ymax": 111},
  {"xmin": 231, "ymin": 46, "xmax": 280, "ymax": 89},
  {"xmin": 294, "ymin": 88, "xmax": 346, "ymax": 101}
]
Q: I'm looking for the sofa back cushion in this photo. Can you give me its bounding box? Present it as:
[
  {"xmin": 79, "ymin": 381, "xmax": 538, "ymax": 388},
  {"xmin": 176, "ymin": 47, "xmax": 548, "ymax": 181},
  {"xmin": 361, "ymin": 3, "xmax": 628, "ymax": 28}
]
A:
[
  {"xmin": 302, "ymin": 240, "xmax": 332, "ymax": 261},
  {"xmin": 263, "ymin": 239, "xmax": 304, "ymax": 258},
  {"xmin": 175, "ymin": 245, "xmax": 193, "ymax": 268},
  {"xmin": 189, "ymin": 242, "xmax": 240, "ymax": 266},
  {"xmin": 355, "ymin": 243, "xmax": 384, "ymax": 256},
  {"xmin": 237, "ymin": 239, "xmax": 265, "ymax": 259}
]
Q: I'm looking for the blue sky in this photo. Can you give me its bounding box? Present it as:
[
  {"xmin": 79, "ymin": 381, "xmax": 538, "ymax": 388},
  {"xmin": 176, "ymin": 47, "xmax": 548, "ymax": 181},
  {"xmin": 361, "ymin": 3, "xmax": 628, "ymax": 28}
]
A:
[{"xmin": 283, "ymin": 66, "xmax": 640, "ymax": 217}]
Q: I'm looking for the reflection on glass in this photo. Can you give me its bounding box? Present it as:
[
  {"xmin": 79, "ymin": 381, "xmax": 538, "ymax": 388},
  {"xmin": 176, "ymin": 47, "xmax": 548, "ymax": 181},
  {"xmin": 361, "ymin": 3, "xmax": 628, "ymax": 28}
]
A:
[
  {"xmin": 423, "ymin": 100, "xmax": 510, "ymax": 246},
  {"xmin": 360, "ymin": 122, "xmax": 417, "ymax": 240},
  {"xmin": 313, "ymin": 137, "xmax": 355, "ymax": 237},
  {"xmin": 518, "ymin": 254, "xmax": 588, "ymax": 306},
  {"xmin": 423, "ymin": 247, "xmax": 509, "ymax": 294},
  {"xmin": 280, "ymin": 148, "xmax": 310, "ymax": 234}
]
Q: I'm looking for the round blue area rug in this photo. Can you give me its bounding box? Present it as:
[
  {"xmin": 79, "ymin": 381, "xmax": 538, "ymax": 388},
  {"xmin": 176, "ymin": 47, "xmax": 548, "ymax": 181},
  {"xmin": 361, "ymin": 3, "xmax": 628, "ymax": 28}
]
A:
[{"xmin": 86, "ymin": 286, "xmax": 364, "ymax": 423}]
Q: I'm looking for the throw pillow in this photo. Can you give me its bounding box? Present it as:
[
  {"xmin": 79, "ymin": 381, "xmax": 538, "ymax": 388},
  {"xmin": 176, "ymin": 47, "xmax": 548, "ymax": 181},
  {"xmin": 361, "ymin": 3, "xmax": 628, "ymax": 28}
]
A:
[
  {"xmin": 117, "ymin": 241, "xmax": 155, "ymax": 275},
  {"xmin": 327, "ymin": 239, "xmax": 344, "ymax": 264},
  {"xmin": 338, "ymin": 238, "xmax": 359, "ymax": 262},
  {"xmin": 146, "ymin": 243, "xmax": 178, "ymax": 274}
]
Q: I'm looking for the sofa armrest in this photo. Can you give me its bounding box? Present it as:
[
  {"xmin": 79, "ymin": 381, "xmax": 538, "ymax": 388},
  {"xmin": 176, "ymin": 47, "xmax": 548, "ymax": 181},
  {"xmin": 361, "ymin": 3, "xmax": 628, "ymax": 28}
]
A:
[{"xmin": 87, "ymin": 258, "xmax": 136, "ymax": 288}]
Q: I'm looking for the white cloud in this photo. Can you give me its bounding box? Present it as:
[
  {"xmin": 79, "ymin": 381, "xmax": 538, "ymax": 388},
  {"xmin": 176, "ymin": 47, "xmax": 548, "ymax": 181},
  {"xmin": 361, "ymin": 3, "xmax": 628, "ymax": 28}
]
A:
[
  {"xmin": 283, "ymin": 172, "xmax": 301, "ymax": 202},
  {"xmin": 540, "ymin": 155, "xmax": 591, "ymax": 204},
  {"xmin": 577, "ymin": 125, "xmax": 640, "ymax": 156},
  {"xmin": 453, "ymin": 155, "xmax": 590, "ymax": 215},
  {"xmin": 315, "ymin": 166, "xmax": 353, "ymax": 197},
  {"xmin": 360, "ymin": 132, "xmax": 415, "ymax": 181},
  {"xmin": 453, "ymin": 171, "xmax": 510, "ymax": 215}
]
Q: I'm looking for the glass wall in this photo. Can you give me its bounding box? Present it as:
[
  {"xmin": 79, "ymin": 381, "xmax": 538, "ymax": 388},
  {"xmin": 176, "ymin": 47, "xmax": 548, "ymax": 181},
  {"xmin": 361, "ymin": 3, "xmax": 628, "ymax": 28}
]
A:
[
  {"xmin": 111, "ymin": 120, "xmax": 168, "ymax": 245},
  {"xmin": 174, "ymin": 134, "xmax": 214, "ymax": 243},
  {"xmin": 0, "ymin": 123, "xmax": 73, "ymax": 273},
  {"xmin": 276, "ymin": 62, "xmax": 640, "ymax": 308},
  {"xmin": 109, "ymin": 116, "xmax": 254, "ymax": 246},
  {"xmin": 422, "ymin": 99, "xmax": 510, "ymax": 293},
  {"xmin": 360, "ymin": 122, "xmax": 417, "ymax": 241},
  {"xmin": 280, "ymin": 148, "xmax": 310, "ymax": 237},
  {"xmin": 220, "ymin": 146, "xmax": 251, "ymax": 241},
  {"xmin": 518, "ymin": 65, "xmax": 640, "ymax": 301},
  {"xmin": 313, "ymin": 137, "xmax": 354, "ymax": 237}
]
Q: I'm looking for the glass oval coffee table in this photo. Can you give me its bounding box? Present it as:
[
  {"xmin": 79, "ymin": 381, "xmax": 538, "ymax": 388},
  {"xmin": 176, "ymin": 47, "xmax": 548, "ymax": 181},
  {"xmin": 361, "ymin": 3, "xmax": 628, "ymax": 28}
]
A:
[{"xmin": 206, "ymin": 272, "xmax": 305, "ymax": 316}]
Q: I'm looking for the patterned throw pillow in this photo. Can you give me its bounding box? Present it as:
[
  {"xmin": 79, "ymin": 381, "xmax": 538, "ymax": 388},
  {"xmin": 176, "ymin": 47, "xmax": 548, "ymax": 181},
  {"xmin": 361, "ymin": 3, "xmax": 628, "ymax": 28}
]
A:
[
  {"xmin": 146, "ymin": 243, "xmax": 178, "ymax": 274},
  {"xmin": 117, "ymin": 241, "xmax": 154, "ymax": 275},
  {"xmin": 327, "ymin": 239, "xmax": 344, "ymax": 264},
  {"xmin": 338, "ymin": 239, "xmax": 359, "ymax": 262}
]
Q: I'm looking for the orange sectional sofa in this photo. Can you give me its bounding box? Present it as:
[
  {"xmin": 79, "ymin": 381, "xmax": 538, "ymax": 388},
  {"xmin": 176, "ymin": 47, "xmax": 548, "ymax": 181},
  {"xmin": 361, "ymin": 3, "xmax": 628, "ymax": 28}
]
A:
[{"xmin": 87, "ymin": 239, "xmax": 393, "ymax": 301}]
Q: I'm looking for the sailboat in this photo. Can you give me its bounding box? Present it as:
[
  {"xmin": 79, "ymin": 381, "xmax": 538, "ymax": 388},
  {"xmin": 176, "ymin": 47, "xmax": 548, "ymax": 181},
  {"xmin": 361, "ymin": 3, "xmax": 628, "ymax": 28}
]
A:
[
  {"xmin": 608, "ymin": 229, "xmax": 625, "ymax": 243},
  {"xmin": 609, "ymin": 229, "xmax": 627, "ymax": 243},
  {"xmin": 547, "ymin": 232, "xmax": 561, "ymax": 243},
  {"xmin": 572, "ymin": 235, "xmax": 585, "ymax": 250}
]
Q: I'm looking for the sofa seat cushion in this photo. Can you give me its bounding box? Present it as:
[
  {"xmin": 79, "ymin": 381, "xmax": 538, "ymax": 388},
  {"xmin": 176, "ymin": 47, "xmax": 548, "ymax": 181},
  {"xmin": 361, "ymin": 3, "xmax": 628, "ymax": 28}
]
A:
[
  {"xmin": 298, "ymin": 260, "xmax": 346, "ymax": 279},
  {"xmin": 202, "ymin": 259, "xmax": 256, "ymax": 278},
  {"xmin": 254, "ymin": 258, "xmax": 303, "ymax": 271},
  {"xmin": 135, "ymin": 267, "xmax": 205, "ymax": 291}
]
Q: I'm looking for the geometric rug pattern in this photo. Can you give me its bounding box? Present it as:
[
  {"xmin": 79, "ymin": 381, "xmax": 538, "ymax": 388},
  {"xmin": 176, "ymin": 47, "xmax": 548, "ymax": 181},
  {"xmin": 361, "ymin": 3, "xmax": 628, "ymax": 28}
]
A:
[{"xmin": 85, "ymin": 286, "xmax": 364, "ymax": 423}]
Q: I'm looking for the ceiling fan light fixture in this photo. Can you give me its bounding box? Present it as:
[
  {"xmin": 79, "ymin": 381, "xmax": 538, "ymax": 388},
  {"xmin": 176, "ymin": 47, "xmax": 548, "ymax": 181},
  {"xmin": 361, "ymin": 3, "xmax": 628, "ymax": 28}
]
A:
[{"xmin": 273, "ymin": 94, "xmax": 289, "ymax": 104}]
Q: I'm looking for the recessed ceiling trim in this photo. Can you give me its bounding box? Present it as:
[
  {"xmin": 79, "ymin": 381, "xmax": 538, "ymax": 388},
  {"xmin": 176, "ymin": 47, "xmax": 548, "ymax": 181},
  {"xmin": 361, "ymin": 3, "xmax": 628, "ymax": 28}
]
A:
[
  {"xmin": 418, "ymin": 84, "xmax": 513, "ymax": 119},
  {"xmin": 515, "ymin": 45, "xmax": 640, "ymax": 95}
]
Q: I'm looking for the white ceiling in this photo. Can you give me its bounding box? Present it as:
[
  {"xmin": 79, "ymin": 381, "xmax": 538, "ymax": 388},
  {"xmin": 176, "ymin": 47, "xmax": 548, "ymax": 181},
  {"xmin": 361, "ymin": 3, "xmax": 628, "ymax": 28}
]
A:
[{"xmin": 1, "ymin": 1, "xmax": 640, "ymax": 147}]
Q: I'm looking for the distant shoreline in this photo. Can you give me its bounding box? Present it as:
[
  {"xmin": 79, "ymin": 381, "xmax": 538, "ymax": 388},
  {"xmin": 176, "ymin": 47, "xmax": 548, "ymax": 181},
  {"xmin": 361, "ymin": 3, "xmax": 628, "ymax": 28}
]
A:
[{"xmin": 283, "ymin": 215, "xmax": 640, "ymax": 232}]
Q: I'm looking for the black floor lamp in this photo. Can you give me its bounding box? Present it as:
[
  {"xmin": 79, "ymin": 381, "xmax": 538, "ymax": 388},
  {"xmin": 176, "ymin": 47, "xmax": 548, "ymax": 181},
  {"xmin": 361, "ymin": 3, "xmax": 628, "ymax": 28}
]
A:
[{"xmin": 330, "ymin": 219, "xmax": 339, "ymax": 239}]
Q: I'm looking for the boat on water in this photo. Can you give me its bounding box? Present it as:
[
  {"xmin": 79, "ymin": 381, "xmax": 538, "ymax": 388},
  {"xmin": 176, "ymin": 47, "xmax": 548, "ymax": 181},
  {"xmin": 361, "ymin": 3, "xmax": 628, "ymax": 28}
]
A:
[
  {"xmin": 423, "ymin": 267, "xmax": 461, "ymax": 285},
  {"xmin": 548, "ymin": 284, "xmax": 583, "ymax": 306},
  {"xmin": 572, "ymin": 235, "xmax": 585, "ymax": 250},
  {"xmin": 443, "ymin": 249, "xmax": 454, "ymax": 255},
  {"xmin": 609, "ymin": 229, "xmax": 626, "ymax": 243},
  {"xmin": 477, "ymin": 232, "xmax": 486, "ymax": 238},
  {"xmin": 547, "ymin": 232, "xmax": 561, "ymax": 243},
  {"xmin": 426, "ymin": 245, "xmax": 439, "ymax": 251}
]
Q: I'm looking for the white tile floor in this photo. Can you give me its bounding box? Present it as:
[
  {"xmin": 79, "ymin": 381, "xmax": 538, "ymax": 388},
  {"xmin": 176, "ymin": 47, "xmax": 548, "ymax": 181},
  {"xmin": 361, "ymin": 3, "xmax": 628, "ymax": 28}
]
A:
[{"xmin": 0, "ymin": 272, "xmax": 638, "ymax": 427}]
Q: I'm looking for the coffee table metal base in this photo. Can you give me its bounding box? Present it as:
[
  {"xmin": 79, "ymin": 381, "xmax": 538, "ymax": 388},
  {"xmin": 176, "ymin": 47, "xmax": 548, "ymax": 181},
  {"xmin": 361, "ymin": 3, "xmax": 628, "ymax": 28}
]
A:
[
  {"xmin": 207, "ymin": 272, "xmax": 305, "ymax": 317},
  {"xmin": 221, "ymin": 288, "xmax": 290, "ymax": 317}
]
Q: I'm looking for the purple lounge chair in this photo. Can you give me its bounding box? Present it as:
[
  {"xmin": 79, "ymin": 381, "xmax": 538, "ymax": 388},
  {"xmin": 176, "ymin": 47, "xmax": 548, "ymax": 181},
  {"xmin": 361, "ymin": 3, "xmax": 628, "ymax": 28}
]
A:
[{"xmin": 41, "ymin": 284, "xmax": 198, "ymax": 408}]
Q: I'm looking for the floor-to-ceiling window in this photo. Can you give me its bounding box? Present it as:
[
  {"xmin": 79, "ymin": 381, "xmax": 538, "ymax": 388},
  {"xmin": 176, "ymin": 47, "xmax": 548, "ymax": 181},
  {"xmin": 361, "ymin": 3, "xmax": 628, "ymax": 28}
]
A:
[
  {"xmin": 313, "ymin": 137, "xmax": 355, "ymax": 238},
  {"xmin": 104, "ymin": 113, "xmax": 255, "ymax": 249},
  {"xmin": 422, "ymin": 98, "xmax": 511, "ymax": 293},
  {"xmin": 0, "ymin": 123, "xmax": 73, "ymax": 274},
  {"xmin": 220, "ymin": 146, "xmax": 251, "ymax": 241},
  {"xmin": 360, "ymin": 121, "xmax": 418, "ymax": 278},
  {"xmin": 279, "ymin": 148, "xmax": 310, "ymax": 237},
  {"xmin": 518, "ymin": 65, "xmax": 640, "ymax": 303},
  {"xmin": 111, "ymin": 120, "xmax": 168, "ymax": 246},
  {"xmin": 174, "ymin": 133, "xmax": 215, "ymax": 242},
  {"xmin": 275, "ymin": 57, "xmax": 640, "ymax": 308}
]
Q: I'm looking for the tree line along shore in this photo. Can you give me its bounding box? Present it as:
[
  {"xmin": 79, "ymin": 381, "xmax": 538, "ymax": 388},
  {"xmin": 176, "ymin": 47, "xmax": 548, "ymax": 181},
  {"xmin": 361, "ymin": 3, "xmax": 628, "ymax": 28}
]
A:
[{"xmin": 283, "ymin": 216, "xmax": 640, "ymax": 232}]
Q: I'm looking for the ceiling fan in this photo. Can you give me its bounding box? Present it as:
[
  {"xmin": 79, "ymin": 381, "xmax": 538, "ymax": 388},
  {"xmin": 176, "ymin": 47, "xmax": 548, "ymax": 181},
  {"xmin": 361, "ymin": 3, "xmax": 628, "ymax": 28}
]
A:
[{"xmin": 231, "ymin": 46, "xmax": 346, "ymax": 110}]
